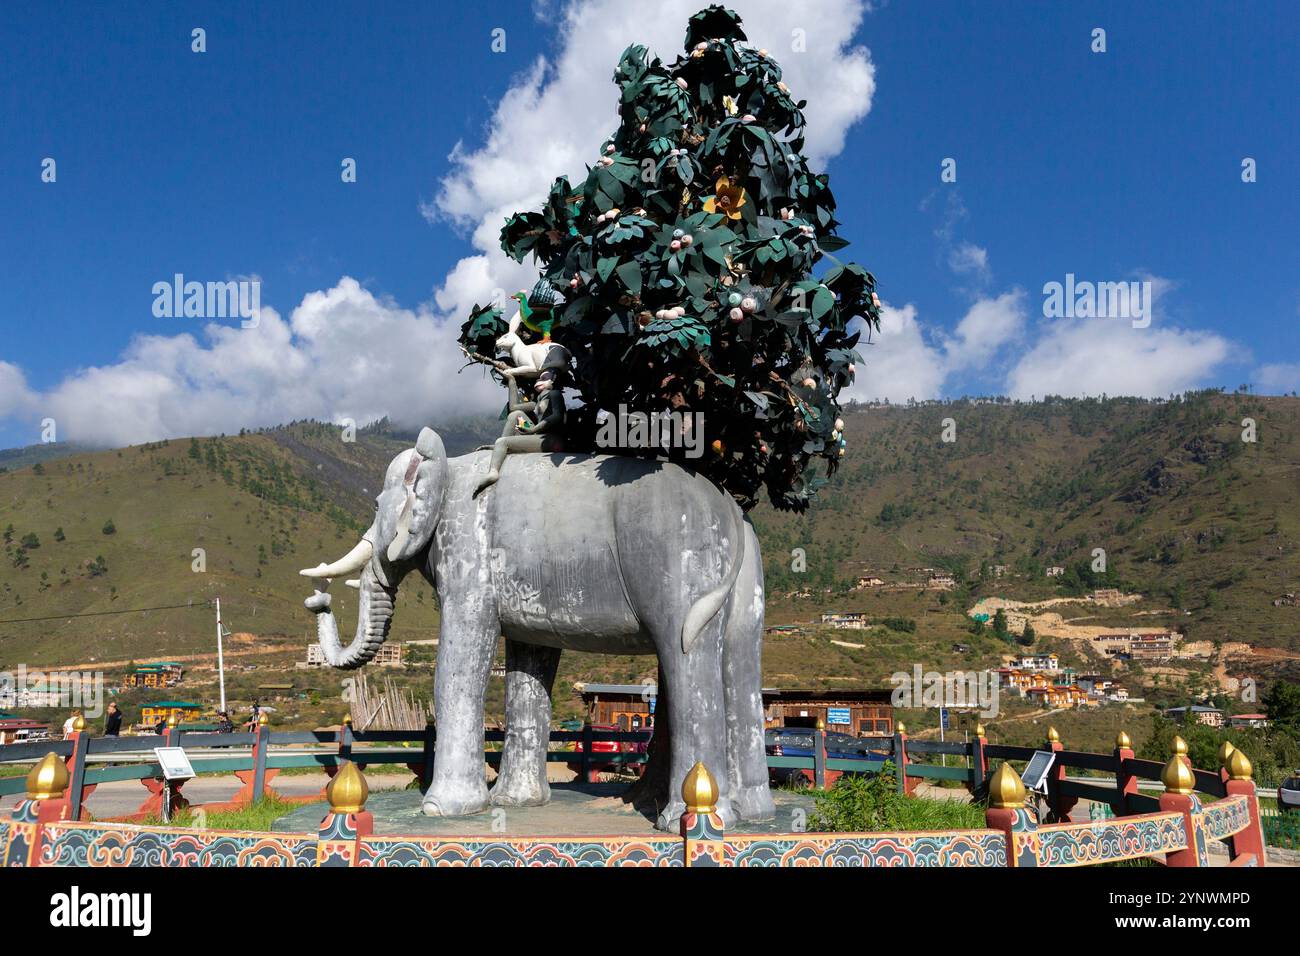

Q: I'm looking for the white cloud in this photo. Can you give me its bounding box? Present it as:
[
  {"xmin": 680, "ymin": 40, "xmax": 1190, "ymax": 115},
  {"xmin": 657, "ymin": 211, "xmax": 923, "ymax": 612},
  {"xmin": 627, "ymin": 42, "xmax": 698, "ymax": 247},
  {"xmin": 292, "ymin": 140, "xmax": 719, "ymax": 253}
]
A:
[
  {"xmin": 1254, "ymin": 362, "xmax": 1300, "ymax": 394},
  {"xmin": 947, "ymin": 242, "xmax": 989, "ymax": 279},
  {"xmin": 4, "ymin": 0, "xmax": 880, "ymax": 447},
  {"xmin": 942, "ymin": 290, "xmax": 1027, "ymax": 371},
  {"xmin": 1005, "ymin": 320, "xmax": 1238, "ymax": 399},
  {"xmin": 0, "ymin": 362, "xmax": 36, "ymax": 420},
  {"xmin": 32, "ymin": 279, "xmax": 501, "ymax": 447},
  {"xmin": 847, "ymin": 303, "xmax": 946, "ymax": 403}
]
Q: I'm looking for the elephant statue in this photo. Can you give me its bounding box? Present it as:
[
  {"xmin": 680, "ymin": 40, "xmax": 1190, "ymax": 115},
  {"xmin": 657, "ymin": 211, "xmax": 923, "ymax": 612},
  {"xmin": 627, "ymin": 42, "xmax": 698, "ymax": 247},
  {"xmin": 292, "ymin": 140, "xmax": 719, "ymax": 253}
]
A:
[{"xmin": 300, "ymin": 428, "xmax": 775, "ymax": 829}]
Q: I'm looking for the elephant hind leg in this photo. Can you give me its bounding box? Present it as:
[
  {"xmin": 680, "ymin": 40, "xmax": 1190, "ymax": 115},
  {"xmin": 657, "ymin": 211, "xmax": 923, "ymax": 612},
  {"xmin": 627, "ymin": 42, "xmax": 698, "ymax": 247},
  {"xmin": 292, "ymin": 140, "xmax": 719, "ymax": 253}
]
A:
[
  {"xmin": 654, "ymin": 616, "xmax": 733, "ymax": 832},
  {"xmin": 491, "ymin": 641, "xmax": 561, "ymax": 808},
  {"xmin": 724, "ymin": 519, "xmax": 775, "ymax": 822}
]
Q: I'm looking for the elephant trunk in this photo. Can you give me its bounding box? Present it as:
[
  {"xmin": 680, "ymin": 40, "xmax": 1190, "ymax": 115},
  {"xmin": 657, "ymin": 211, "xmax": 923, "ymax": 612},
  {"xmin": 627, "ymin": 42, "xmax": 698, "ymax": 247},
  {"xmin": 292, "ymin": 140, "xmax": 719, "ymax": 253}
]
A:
[{"xmin": 304, "ymin": 563, "xmax": 397, "ymax": 670}]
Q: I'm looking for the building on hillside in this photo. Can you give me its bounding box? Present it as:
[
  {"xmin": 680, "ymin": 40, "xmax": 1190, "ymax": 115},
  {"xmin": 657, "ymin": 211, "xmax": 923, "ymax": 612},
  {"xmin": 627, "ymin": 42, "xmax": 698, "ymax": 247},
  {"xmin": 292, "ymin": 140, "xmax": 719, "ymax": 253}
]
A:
[
  {"xmin": 1046, "ymin": 566, "xmax": 1065, "ymax": 578},
  {"xmin": 764, "ymin": 625, "xmax": 804, "ymax": 636},
  {"xmin": 926, "ymin": 574, "xmax": 956, "ymax": 590},
  {"xmin": 138, "ymin": 700, "xmax": 203, "ymax": 730},
  {"xmin": 1227, "ymin": 713, "xmax": 1270, "ymax": 729},
  {"xmin": 0, "ymin": 717, "xmax": 50, "ymax": 744},
  {"xmin": 258, "ymin": 683, "xmax": 294, "ymax": 699},
  {"xmin": 1107, "ymin": 686, "xmax": 1130, "ymax": 702},
  {"xmin": 820, "ymin": 611, "xmax": 871, "ymax": 630},
  {"xmin": 1027, "ymin": 685, "xmax": 1072, "ymax": 709},
  {"xmin": 1011, "ymin": 653, "xmax": 1059, "ymax": 672},
  {"xmin": 854, "ymin": 576, "xmax": 885, "ymax": 589},
  {"xmin": 1092, "ymin": 631, "xmax": 1177, "ymax": 661},
  {"xmin": 1091, "ymin": 588, "xmax": 1123, "ymax": 605},
  {"xmin": 761, "ymin": 688, "xmax": 895, "ymax": 737},
  {"xmin": 1075, "ymin": 674, "xmax": 1114, "ymax": 695},
  {"xmin": 1129, "ymin": 632, "xmax": 1176, "ymax": 660},
  {"xmin": 991, "ymin": 565, "xmax": 1008, "ymax": 578},
  {"xmin": 1163, "ymin": 705, "xmax": 1224, "ymax": 728},
  {"xmin": 951, "ymin": 642, "xmax": 971, "ymax": 654},
  {"xmin": 123, "ymin": 662, "xmax": 184, "ymax": 688},
  {"xmin": 300, "ymin": 642, "xmax": 403, "ymax": 668}
]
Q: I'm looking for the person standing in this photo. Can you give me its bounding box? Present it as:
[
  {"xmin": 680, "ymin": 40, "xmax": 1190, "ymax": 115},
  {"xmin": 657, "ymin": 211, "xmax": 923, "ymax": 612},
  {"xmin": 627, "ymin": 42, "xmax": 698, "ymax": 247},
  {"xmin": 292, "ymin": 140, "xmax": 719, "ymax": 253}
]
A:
[{"xmin": 104, "ymin": 702, "xmax": 123, "ymax": 737}]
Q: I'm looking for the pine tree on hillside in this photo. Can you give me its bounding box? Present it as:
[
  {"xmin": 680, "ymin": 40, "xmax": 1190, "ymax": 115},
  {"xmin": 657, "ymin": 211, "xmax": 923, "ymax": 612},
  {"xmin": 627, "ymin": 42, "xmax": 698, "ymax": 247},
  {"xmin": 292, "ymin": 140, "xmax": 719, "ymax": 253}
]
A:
[{"xmin": 461, "ymin": 5, "xmax": 881, "ymax": 511}]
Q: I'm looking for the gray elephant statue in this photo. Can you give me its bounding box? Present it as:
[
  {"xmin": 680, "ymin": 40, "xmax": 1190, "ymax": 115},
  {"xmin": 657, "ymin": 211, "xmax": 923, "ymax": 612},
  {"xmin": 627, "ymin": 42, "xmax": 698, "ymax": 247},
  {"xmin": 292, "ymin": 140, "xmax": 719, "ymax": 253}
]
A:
[{"xmin": 301, "ymin": 427, "xmax": 774, "ymax": 829}]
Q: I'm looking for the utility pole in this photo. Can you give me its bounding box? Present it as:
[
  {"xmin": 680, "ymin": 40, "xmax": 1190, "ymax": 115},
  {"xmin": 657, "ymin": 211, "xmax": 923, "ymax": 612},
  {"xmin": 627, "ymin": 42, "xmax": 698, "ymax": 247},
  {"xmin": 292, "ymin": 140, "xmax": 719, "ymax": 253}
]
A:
[{"xmin": 215, "ymin": 597, "xmax": 227, "ymax": 714}]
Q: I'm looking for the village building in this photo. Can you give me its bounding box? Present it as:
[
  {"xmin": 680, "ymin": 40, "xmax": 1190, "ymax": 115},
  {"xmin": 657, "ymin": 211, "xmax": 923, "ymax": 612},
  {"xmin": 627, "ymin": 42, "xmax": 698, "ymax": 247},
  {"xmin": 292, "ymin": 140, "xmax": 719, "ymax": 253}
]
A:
[
  {"xmin": 138, "ymin": 700, "xmax": 203, "ymax": 730},
  {"xmin": 300, "ymin": 642, "xmax": 403, "ymax": 668},
  {"xmin": 926, "ymin": 574, "xmax": 956, "ymax": 590},
  {"xmin": 0, "ymin": 716, "xmax": 50, "ymax": 744},
  {"xmin": 1163, "ymin": 705, "xmax": 1225, "ymax": 728},
  {"xmin": 1092, "ymin": 631, "xmax": 1177, "ymax": 661},
  {"xmin": 761, "ymin": 688, "xmax": 895, "ymax": 737},
  {"xmin": 854, "ymin": 575, "xmax": 885, "ymax": 589},
  {"xmin": 573, "ymin": 683, "xmax": 658, "ymax": 731},
  {"xmin": 1011, "ymin": 652, "xmax": 1059, "ymax": 672},
  {"xmin": 123, "ymin": 662, "xmax": 184, "ymax": 688},
  {"xmin": 572, "ymin": 684, "xmax": 895, "ymax": 738},
  {"xmin": 820, "ymin": 611, "xmax": 871, "ymax": 630},
  {"xmin": 1046, "ymin": 566, "xmax": 1065, "ymax": 578},
  {"xmin": 1227, "ymin": 713, "xmax": 1270, "ymax": 729}
]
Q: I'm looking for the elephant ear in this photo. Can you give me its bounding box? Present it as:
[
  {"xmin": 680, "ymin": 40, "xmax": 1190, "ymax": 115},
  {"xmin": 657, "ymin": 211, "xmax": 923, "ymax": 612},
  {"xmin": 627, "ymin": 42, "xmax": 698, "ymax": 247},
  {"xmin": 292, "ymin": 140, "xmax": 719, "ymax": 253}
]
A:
[{"xmin": 386, "ymin": 429, "xmax": 448, "ymax": 563}]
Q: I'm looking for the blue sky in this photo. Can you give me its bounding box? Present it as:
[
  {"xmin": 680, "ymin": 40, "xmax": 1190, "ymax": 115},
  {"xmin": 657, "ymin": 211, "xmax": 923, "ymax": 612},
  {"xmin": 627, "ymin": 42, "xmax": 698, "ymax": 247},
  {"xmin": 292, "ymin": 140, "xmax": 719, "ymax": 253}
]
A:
[{"xmin": 1, "ymin": 0, "xmax": 1296, "ymax": 449}]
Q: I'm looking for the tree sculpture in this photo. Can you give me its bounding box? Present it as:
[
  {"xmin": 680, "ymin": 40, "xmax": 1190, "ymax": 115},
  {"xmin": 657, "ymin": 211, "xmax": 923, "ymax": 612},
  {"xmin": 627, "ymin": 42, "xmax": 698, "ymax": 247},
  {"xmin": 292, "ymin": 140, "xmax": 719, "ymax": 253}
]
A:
[{"xmin": 461, "ymin": 5, "xmax": 880, "ymax": 511}]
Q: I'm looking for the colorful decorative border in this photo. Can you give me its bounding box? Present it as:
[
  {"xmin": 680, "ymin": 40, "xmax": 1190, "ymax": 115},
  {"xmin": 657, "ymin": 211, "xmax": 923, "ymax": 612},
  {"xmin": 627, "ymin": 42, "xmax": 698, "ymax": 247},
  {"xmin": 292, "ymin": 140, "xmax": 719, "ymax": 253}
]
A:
[
  {"xmin": 37, "ymin": 821, "xmax": 318, "ymax": 867},
  {"xmin": 1202, "ymin": 794, "xmax": 1251, "ymax": 841},
  {"xmin": 723, "ymin": 829, "xmax": 1006, "ymax": 867},
  {"xmin": 356, "ymin": 834, "xmax": 683, "ymax": 867},
  {"xmin": 1029, "ymin": 811, "xmax": 1187, "ymax": 867}
]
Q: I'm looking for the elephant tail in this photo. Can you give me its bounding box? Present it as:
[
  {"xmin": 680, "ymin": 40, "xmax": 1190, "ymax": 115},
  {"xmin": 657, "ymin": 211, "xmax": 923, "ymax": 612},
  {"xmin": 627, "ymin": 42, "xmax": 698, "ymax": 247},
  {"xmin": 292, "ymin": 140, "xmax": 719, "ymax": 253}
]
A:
[{"xmin": 681, "ymin": 496, "xmax": 746, "ymax": 654}]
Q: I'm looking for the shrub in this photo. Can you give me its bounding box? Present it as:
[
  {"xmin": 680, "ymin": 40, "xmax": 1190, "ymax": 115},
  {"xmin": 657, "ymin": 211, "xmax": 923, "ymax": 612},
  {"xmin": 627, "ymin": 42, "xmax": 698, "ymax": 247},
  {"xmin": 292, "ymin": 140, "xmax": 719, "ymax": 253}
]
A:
[{"xmin": 808, "ymin": 764, "xmax": 986, "ymax": 833}]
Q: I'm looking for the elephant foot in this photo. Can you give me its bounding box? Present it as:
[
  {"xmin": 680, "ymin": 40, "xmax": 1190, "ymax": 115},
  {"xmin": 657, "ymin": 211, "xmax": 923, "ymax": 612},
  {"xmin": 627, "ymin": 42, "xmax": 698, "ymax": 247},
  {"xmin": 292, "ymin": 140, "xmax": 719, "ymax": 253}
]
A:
[
  {"xmin": 655, "ymin": 796, "xmax": 736, "ymax": 832},
  {"xmin": 733, "ymin": 783, "xmax": 776, "ymax": 822},
  {"xmin": 421, "ymin": 782, "xmax": 490, "ymax": 818},
  {"xmin": 489, "ymin": 780, "xmax": 551, "ymax": 809}
]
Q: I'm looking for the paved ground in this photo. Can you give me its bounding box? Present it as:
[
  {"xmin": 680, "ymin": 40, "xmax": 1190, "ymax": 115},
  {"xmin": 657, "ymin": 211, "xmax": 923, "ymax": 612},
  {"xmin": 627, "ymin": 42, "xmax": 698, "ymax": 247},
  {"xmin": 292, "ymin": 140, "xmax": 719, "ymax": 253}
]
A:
[{"xmin": 273, "ymin": 782, "xmax": 817, "ymax": 837}]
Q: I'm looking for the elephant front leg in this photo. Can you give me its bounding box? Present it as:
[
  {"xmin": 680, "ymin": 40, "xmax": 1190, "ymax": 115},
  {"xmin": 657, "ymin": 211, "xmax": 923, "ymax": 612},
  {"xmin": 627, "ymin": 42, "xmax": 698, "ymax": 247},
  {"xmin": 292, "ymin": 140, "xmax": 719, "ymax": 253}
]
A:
[
  {"xmin": 423, "ymin": 598, "xmax": 498, "ymax": 818},
  {"xmin": 491, "ymin": 641, "xmax": 560, "ymax": 808}
]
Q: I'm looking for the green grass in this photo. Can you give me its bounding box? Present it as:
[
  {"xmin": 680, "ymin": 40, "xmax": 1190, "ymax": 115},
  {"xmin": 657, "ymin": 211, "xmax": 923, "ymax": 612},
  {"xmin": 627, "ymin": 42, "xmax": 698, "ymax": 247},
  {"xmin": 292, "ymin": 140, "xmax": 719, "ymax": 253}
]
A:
[{"xmin": 139, "ymin": 796, "xmax": 299, "ymax": 831}]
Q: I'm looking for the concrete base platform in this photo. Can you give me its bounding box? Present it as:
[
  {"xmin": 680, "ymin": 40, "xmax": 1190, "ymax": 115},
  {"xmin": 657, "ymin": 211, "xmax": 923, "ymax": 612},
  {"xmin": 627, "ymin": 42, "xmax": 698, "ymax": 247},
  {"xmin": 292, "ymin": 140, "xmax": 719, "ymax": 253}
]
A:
[{"xmin": 273, "ymin": 782, "xmax": 815, "ymax": 837}]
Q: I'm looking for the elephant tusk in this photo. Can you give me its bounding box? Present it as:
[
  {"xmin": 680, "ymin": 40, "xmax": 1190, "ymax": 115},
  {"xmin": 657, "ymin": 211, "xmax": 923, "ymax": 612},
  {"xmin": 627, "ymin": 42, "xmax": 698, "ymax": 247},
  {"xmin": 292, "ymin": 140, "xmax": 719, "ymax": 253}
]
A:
[{"xmin": 299, "ymin": 539, "xmax": 374, "ymax": 579}]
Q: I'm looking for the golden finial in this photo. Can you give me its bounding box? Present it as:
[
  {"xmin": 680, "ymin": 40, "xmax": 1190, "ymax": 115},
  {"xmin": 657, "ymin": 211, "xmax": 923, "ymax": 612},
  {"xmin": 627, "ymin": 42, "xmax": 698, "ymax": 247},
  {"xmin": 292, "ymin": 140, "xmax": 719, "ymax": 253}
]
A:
[
  {"xmin": 166, "ymin": 712, "xmax": 179, "ymax": 728},
  {"xmin": 681, "ymin": 761, "xmax": 718, "ymax": 814},
  {"xmin": 1116, "ymin": 730, "xmax": 1133, "ymax": 750},
  {"xmin": 326, "ymin": 761, "xmax": 369, "ymax": 813},
  {"xmin": 342, "ymin": 714, "xmax": 352, "ymax": 726},
  {"xmin": 26, "ymin": 752, "xmax": 70, "ymax": 800},
  {"xmin": 71, "ymin": 713, "xmax": 86, "ymax": 732},
  {"xmin": 1046, "ymin": 726, "xmax": 1060, "ymax": 744},
  {"xmin": 815, "ymin": 717, "xmax": 826, "ymax": 731},
  {"xmin": 1172, "ymin": 735, "xmax": 1188, "ymax": 756},
  {"xmin": 1162, "ymin": 749, "xmax": 1196, "ymax": 794},
  {"xmin": 1217, "ymin": 740, "xmax": 1236, "ymax": 767},
  {"xmin": 974, "ymin": 723, "xmax": 986, "ymax": 738},
  {"xmin": 895, "ymin": 722, "xmax": 907, "ymax": 735},
  {"xmin": 988, "ymin": 762, "xmax": 1026, "ymax": 809},
  {"xmin": 1226, "ymin": 748, "xmax": 1253, "ymax": 781},
  {"xmin": 257, "ymin": 711, "xmax": 269, "ymax": 726}
]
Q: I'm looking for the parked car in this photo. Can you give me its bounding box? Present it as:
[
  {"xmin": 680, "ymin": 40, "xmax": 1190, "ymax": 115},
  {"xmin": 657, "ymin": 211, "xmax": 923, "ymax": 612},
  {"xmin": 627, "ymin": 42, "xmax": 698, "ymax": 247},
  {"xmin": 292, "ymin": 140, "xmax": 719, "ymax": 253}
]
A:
[
  {"xmin": 569, "ymin": 724, "xmax": 652, "ymax": 782},
  {"xmin": 765, "ymin": 727, "xmax": 888, "ymax": 787}
]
